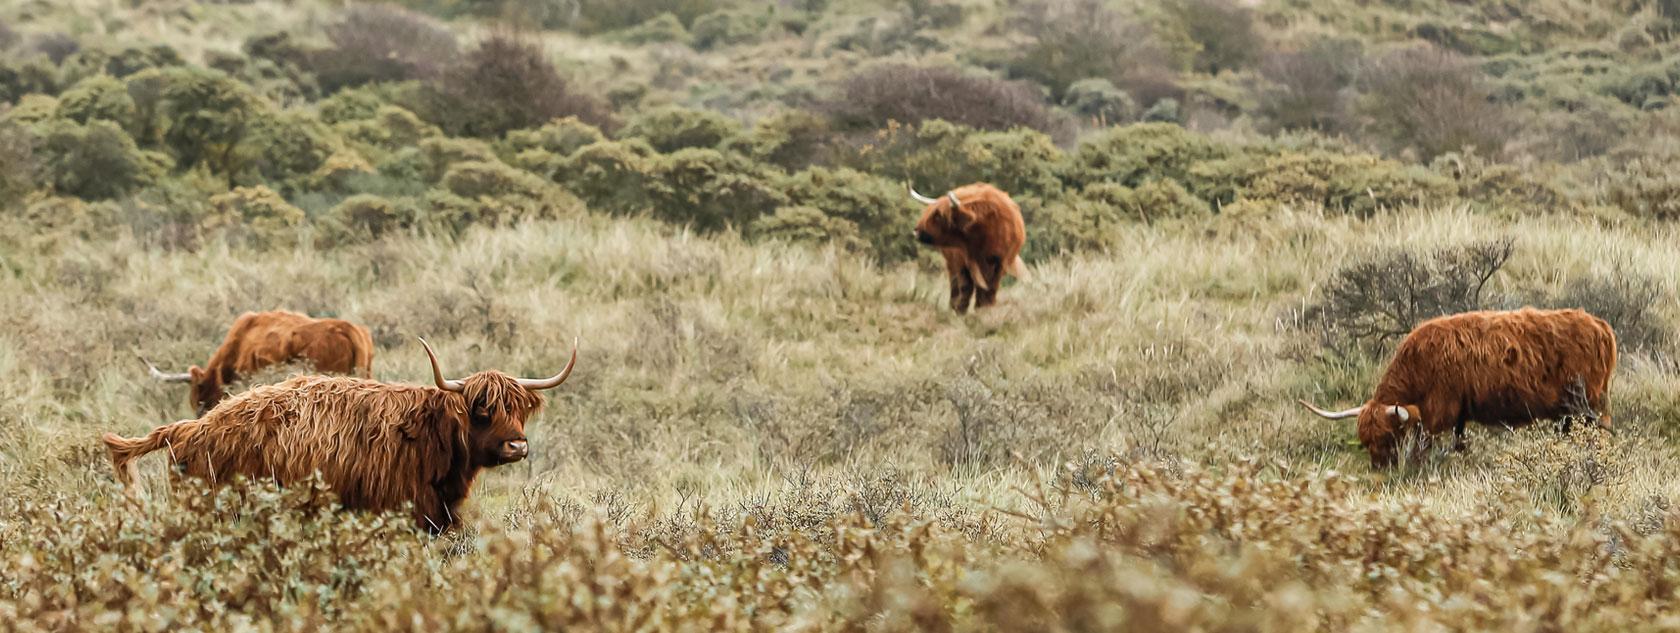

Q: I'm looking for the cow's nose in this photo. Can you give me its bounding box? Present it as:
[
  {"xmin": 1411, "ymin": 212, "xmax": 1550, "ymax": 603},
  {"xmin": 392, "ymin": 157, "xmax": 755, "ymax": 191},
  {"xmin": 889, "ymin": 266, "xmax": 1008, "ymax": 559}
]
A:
[
  {"xmin": 501, "ymin": 440, "xmax": 529, "ymax": 460},
  {"xmin": 914, "ymin": 230, "xmax": 933, "ymax": 244}
]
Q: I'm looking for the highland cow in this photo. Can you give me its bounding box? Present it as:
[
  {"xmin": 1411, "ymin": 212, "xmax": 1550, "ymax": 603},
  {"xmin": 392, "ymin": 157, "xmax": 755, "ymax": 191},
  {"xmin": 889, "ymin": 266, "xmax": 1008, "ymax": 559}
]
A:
[
  {"xmin": 1300, "ymin": 308, "xmax": 1616, "ymax": 468},
  {"xmin": 105, "ymin": 338, "xmax": 577, "ymax": 533},
  {"xmin": 910, "ymin": 183, "xmax": 1029, "ymax": 313},
  {"xmin": 143, "ymin": 310, "xmax": 375, "ymax": 416}
]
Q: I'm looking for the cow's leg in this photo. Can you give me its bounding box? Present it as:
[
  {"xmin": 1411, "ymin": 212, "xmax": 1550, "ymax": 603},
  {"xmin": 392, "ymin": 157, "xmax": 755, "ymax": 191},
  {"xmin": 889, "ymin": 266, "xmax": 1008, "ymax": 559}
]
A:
[
  {"xmin": 973, "ymin": 256, "xmax": 1004, "ymax": 309},
  {"xmin": 412, "ymin": 489, "xmax": 454, "ymax": 535},
  {"xmin": 949, "ymin": 270, "xmax": 975, "ymax": 314}
]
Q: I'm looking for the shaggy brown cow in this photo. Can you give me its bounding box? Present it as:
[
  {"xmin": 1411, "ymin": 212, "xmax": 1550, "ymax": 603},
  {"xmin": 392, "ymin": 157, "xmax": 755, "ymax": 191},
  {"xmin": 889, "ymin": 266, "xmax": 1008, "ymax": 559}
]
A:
[
  {"xmin": 143, "ymin": 310, "xmax": 375, "ymax": 416},
  {"xmin": 105, "ymin": 338, "xmax": 576, "ymax": 533},
  {"xmin": 910, "ymin": 183, "xmax": 1028, "ymax": 313},
  {"xmin": 1299, "ymin": 308, "xmax": 1616, "ymax": 468}
]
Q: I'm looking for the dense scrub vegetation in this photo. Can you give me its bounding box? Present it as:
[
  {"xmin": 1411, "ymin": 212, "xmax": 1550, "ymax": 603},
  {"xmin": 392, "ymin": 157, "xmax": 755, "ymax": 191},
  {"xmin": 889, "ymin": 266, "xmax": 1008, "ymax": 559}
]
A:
[{"xmin": 7, "ymin": 0, "xmax": 1680, "ymax": 629}]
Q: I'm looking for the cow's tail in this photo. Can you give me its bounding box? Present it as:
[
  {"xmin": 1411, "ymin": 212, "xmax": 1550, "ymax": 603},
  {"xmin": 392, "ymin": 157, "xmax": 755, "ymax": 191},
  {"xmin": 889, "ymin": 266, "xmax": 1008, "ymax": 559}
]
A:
[
  {"xmin": 103, "ymin": 426, "xmax": 173, "ymax": 488},
  {"xmin": 349, "ymin": 324, "xmax": 375, "ymax": 378},
  {"xmin": 1008, "ymin": 255, "xmax": 1031, "ymax": 282}
]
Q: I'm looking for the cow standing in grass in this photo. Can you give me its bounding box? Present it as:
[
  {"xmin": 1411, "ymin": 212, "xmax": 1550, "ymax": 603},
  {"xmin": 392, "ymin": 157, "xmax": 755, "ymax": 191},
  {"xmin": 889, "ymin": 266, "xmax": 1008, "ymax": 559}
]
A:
[
  {"xmin": 910, "ymin": 183, "xmax": 1029, "ymax": 313},
  {"xmin": 1299, "ymin": 308, "xmax": 1617, "ymax": 468},
  {"xmin": 106, "ymin": 338, "xmax": 577, "ymax": 533},
  {"xmin": 142, "ymin": 310, "xmax": 375, "ymax": 416}
]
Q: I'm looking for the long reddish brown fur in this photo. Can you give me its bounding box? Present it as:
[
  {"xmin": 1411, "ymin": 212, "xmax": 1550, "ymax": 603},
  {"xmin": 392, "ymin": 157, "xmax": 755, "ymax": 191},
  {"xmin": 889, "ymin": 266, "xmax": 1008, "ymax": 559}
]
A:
[
  {"xmin": 184, "ymin": 310, "xmax": 375, "ymax": 415},
  {"xmin": 104, "ymin": 372, "xmax": 542, "ymax": 533},
  {"xmin": 1352, "ymin": 307, "xmax": 1616, "ymax": 466},
  {"xmin": 913, "ymin": 183, "xmax": 1028, "ymax": 313}
]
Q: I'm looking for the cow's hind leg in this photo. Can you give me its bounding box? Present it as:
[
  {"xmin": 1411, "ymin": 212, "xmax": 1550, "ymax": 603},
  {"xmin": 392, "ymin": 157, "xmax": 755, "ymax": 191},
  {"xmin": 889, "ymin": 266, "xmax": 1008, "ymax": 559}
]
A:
[
  {"xmin": 949, "ymin": 270, "xmax": 975, "ymax": 314},
  {"xmin": 973, "ymin": 256, "xmax": 1004, "ymax": 310}
]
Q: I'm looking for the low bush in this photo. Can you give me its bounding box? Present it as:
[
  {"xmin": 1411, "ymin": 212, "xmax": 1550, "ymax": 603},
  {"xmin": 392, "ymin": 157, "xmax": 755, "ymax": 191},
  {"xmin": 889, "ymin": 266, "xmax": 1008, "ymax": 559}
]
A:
[
  {"xmin": 553, "ymin": 139, "xmax": 659, "ymax": 214},
  {"xmin": 722, "ymin": 109, "xmax": 832, "ymax": 171},
  {"xmin": 1061, "ymin": 78, "xmax": 1136, "ymax": 125},
  {"xmin": 571, "ymin": 0, "xmax": 728, "ymax": 33},
  {"xmin": 1539, "ymin": 265, "xmax": 1672, "ymax": 356},
  {"xmin": 55, "ymin": 76, "xmax": 137, "ymax": 133},
  {"xmin": 0, "ymin": 58, "xmax": 61, "ymax": 104},
  {"xmin": 243, "ymin": 110, "xmax": 338, "ymax": 193},
  {"xmin": 307, "ymin": 4, "xmax": 456, "ymax": 93},
  {"xmin": 61, "ymin": 45, "xmax": 184, "ymax": 82},
  {"xmin": 619, "ymin": 105, "xmax": 740, "ymax": 153},
  {"xmin": 1008, "ymin": 0, "xmax": 1168, "ymax": 100},
  {"xmin": 32, "ymin": 118, "xmax": 162, "ymax": 200},
  {"xmin": 747, "ymin": 205, "xmax": 868, "ymax": 252},
  {"xmin": 1255, "ymin": 39, "xmax": 1361, "ymax": 134},
  {"xmin": 645, "ymin": 148, "xmax": 789, "ymax": 231},
  {"xmin": 824, "ymin": 63, "xmax": 1062, "ymax": 135},
  {"xmin": 837, "ymin": 120, "xmax": 1064, "ymax": 202},
  {"xmin": 613, "ymin": 13, "xmax": 691, "ymax": 45},
  {"xmin": 691, "ymin": 7, "xmax": 771, "ymax": 50},
  {"xmin": 411, "ymin": 33, "xmax": 613, "ymax": 138},
  {"xmin": 1603, "ymin": 158, "xmax": 1680, "ymax": 220},
  {"xmin": 777, "ymin": 166, "xmax": 908, "ymax": 261},
  {"xmin": 1355, "ymin": 44, "xmax": 1514, "ymax": 160},
  {"xmin": 201, "ymin": 185, "xmax": 307, "ymax": 249},
  {"xmin": 417, "ymin": 137, "xmax": 499, "ymax": 183},
  {"xmin": 1159, "ymin": 0, "xmax": 1261, "ymax": 74},
  {"xmin": 1063, "ymin": 122, "xmax": 1230, "ymax": 191},
  {"xmin": 1303, "ymin": 238, "xmax": 1515, "ymax": 358},
  {"xmin": 0, "ymin": 120, "xmax": 37, "ymax": 207},
  {"xmin": 319, "ymin": 194, "xmax": 417, "ymax": 246}
]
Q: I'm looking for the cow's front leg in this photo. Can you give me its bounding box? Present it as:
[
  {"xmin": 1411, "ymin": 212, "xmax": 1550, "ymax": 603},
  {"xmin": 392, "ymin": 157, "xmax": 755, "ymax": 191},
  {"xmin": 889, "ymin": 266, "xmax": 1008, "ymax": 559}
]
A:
[
  {"xmin": 973, "ymin": 256, "xmax": 1004, "ymax": 309},
  {"xmin": 949, "ymin": 269, "xmax": 975, "ymax": 314}
]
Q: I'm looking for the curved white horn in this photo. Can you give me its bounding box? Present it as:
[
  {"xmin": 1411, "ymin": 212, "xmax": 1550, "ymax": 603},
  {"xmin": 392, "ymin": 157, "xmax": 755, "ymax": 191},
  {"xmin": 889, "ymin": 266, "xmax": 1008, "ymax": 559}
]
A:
[
  {"xmin": 515, "ymin": 337, "xmax": 579, "ymax": 391},
  {"xmin": 947, "ymin": 191, "xmax": 962, "ymax": 210},
  {"xmin": 908, "ymin": 184, "xmax": 939, "ymax": 205},
  {"xmin": 1390, "ymin": 405, "xmax": 1410, "ymax": 422},
  {"xmin": 418, "ymin": 337, "xmax": 465, "ymax": 393},
  {"xmin": 139, "ymin": 355, "xmax": 191, "ymax": 383},
  {"xmin": 1297, "ymin": 399, "xmax": 1363, "ymax": 420}
]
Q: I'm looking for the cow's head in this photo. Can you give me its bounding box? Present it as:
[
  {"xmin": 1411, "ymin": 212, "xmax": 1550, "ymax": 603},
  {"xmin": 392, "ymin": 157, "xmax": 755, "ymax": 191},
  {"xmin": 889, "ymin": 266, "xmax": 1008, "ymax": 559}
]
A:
[
  {"xmin": 1298, "ymin": 399, "xmax": 1422, "ymax": 468},
  {"xmin": 142, "ymin": 357, "xmax": 225, "ymax": 417},
  {"xmin": 909, "ymin": 185, "xmax": 976, "ymax": 248},
  {"xmin": 419, "ymin": 338, "xmax": 577, "ymax": 467}
]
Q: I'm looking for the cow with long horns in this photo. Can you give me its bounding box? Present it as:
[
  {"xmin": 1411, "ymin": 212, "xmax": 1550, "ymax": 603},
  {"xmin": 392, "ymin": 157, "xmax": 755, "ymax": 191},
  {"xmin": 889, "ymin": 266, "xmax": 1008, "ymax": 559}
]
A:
[
  {"xmin": 104, "ymin": 338, "xmax": 577, "ymax": 533},
  {"xmin": 142, "ymin": 310, "xmax": 375, "ymax": 416},
  {"xmin": 909, "ymin": 182, "xmax": 1028, "ymax": 313},
  {"xmin": 1299, "ymin": 308, "xmax": 1616, "ymax": 468}
]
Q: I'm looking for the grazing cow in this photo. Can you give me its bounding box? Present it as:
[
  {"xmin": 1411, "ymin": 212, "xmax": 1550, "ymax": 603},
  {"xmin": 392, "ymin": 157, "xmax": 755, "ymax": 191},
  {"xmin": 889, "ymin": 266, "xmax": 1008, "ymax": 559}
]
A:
[
  {"xmin": 1299, "ymin": 308, "xmax": 1616, "ymax": 468},
  {"xmin": 104, "ymin": 338, "xmax": 577, "ymax": 533},
  {"xmin": 909, "ymin": 183, "xmax": 1028, "ymax": 313},
  {"xmin": 142, "ymin": 310, "xmax": 375, "ymax": 416}
]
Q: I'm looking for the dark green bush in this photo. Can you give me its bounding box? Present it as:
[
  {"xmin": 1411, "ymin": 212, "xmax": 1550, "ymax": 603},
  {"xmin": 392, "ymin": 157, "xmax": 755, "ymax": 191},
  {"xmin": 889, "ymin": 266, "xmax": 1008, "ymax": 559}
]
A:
[
  {"xmin": 417, "ymin": 137, "xmax": 499, "ymax": 183},
  {"xmin": 1198, "ymin": 150, "xmax": 1457, "ymax": 215},
  {"xmin": 32, "ymin": 118, "xmax": 161, "ymax": 200},
  {"xmin": 411, "ymin": 33, "xmax": 613, "ymax": 138},
  {"xmin": 0, "ymin": 57, "xmax": 60, "ymax": 104},
  {"xmin": 613, "ymin": 13, "xmax": 691, "ymax": 45},
  {"xmin": 201, "ymin": 184, "xmax": 306, "ymax": 249},
  {"xmin": 553, "ymin": 139, "xmax": 659, "ymax": 214},
  {"xmin": 1062, "ymin": 122, "xmax": 1231, "ymax": 191},
  {"xmin": 61, "ymin": 45, "xmax": 183, "ymax": 82},
  {"xmin": 338, "ymin": 106, "xmax": 440, "ymax": 155},
  {"xmin": 748, "ymin": 206, "xmax": 868, "ymax": 252},
  {"xmin": 572, "ymin": 0, "xmax": 728, "ymax": 33},
  {"xmin": 824, "ymin": 63, "xmax": 1063, "ymax": 135},
  {"xmin": 691, "ymin": 7, "xmax": 770, "ymax": 50},
  {"xmin": 132, "ymin": 67, "xmax": 268, "ymax": 183},
  {"xmin": 54, "ymin": 75, "xmax": 137, "ymax": 133},
  {"xmin": 506, "ymin": 116, "xmax": 607, "ymax": 158},
  {"xmin": 1159, "ymin": 0, "xmax": 1260, "ymax": 74},
  {"xmin": 837, "ymin": 120, "xmax": 1064, "ymax": 202},
  {"xmin": 0, "ymin": 120, "xmax": 37, "ymax": 207},
  {"xmin": 317, "ymin": 86, "xmax": 401, "ymax": 125},
  {"xmin": 440, "ymin": 160, "xmax": 554, "ymax": 201},
  {"xmin": 777, "ymin": 166, "xmax": 910, "ymax": 261},
  {"xmin": 319, "ymin": 194, "xmax": 416, "ymax": 245},
  {"xmin": 1062, "ymin": 78, "xmax": 1136, "ymax": 125},
  {"xmin": 243, "ymin": 110, "xmax": 338, "ymax": 193},
  {"xmin": 619, "ymin": 105, "xmax": 740, "ymax": 153},
  {"xmin": 645, "ymin": 148, "xmax": 788, "ymax": 231},
  {"xmin": 723, "ymin": 109, "xmax": 832, "ymax": 171}
]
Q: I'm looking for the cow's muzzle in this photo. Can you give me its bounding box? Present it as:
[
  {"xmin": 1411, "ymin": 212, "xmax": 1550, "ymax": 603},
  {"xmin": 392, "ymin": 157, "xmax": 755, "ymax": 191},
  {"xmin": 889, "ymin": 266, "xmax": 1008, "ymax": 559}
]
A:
[
  {"xmin": 914, "ymin": 229, "xmax": 934, "ymax": 245},
  {"xmin": 500, "ymin": 440, "xmax": 529, "ymax": 462}
]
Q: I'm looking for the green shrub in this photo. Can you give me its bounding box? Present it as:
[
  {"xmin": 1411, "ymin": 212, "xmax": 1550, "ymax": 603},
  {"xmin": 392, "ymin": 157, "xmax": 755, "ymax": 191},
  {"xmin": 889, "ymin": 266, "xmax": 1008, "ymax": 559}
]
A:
[
  {"xmin": 1063, "ymin": 122, "xmax": 1231, "ymax": 191},
  {"xmin": 554, "ymin": 139, "xmax": 658, "ymax": 214},
  {"xmin": 55, "ymin": 76, "xmax": 137, "ymax": 132},
  {"xmin": 0, "ymin": 120, "xmax": 37, "ymax": 207},
  {"xmin": 412, "ymin": 34, "xmax": 613, "ymax": 138},
  {"xmin": 1159, "ymin": 0, "xmax": 1260, "ymax": 74},
  {"xmin": 1027, "ymin": 188, "xmax": 1127, "ymax": 257},
  {"xmin": 61, "ymin": 45, "xmax": 183, "ymax": 82},
  {"xmin": 505, "ymin": 116, "xmax": 606, "ymax": 158},
  {"xmin": 417, "ymin": 136, "xmax": 498, "ymax": 183},
  {"xmin": 440, "ymin": 160, "xmax": 554, "ymax": 201},
  {"xmin": 132, "ymin": 67, "xmax": 268, "ymax": 183},
  {"xmin": 1218, "ymin": 150, "xmax": 1457, "ymax": 215},
  {"xmin": 243, "ymin": 110, "xmax": 337, "ymax": 193},
  {"xmin": 0, "ymin": 57, "xmax": 60, "ymax": 104},
  {"xmin": 317, "ymin": 87, "xmax": 399, "ymax": 125},
  {"xmin": 32, "ymin": 118, "xmax": 161, "ymax": 200},
  {"xmin": 691, "ymin": 8, "xmax": 770, "ymax": 50},
  {"xmin": 12, "ymin": 195, "xmax": 115, "ymax": 252},
  {"xmin": 573, "ymin": 0, "xmax": 727, "ymax": 33},
  {"xmin": 319, "ymin": 194, "xmax": 416, "ymax": 245},
  {"xmin": 748, "ymin": 205, "xmax": 868, "ymax": 252},
  {"xmin": 614, "ymin": 13, "xmax": 691, "ymax": 45},
  {"xmin": 1062, "ymin": 78, "xmax": 1136, "ymax": 125},
  {"xmin": 646, "ymin": 148, "xmax": 789, "ymax": 231},
  {"xmin": 338, "ymin": 106, "xmax": 440, "ymax": 155},
  {"xmin": 838, "ymin": 120, "xmax": 1065, "ymax": 202},
  {"xmin": 2, "ymin": 94, "xmax": 59, "ymax": 125},
  {"xmin": 777, "ymin": 166, "xmax": 909, "ymax": 261},
  {"xmin": 309, "ymin": 150, "xmax": 379, "ymax": 193},
  {"xmin": 619, "ymin": 105, "xmax": 740, "ymax": 153},
  {"xmin": 201, "ymin": 185, "xmax": 306, "ymax": 248},
  {"xmin": 723, "ymin": 109, "xmax": 832, "ymax": 171}
]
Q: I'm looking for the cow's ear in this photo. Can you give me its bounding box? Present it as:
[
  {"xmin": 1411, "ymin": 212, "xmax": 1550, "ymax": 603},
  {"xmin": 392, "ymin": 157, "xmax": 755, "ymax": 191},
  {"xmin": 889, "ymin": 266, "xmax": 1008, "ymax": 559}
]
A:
[
  {"xmin": 951, "ymin": 205, "xmax": 979, "ymax": 232},
  {"xmin": 188, "ymin": 366, "xmax": 205, "ymax": 381}
]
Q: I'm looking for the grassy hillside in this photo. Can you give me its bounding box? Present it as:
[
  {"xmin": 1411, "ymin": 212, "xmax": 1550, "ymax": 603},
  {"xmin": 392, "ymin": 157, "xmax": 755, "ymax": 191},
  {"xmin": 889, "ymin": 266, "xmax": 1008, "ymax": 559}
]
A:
[{"xmin": 6, "ymin": 0, "xmax": 1680, "ymax": 629}]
